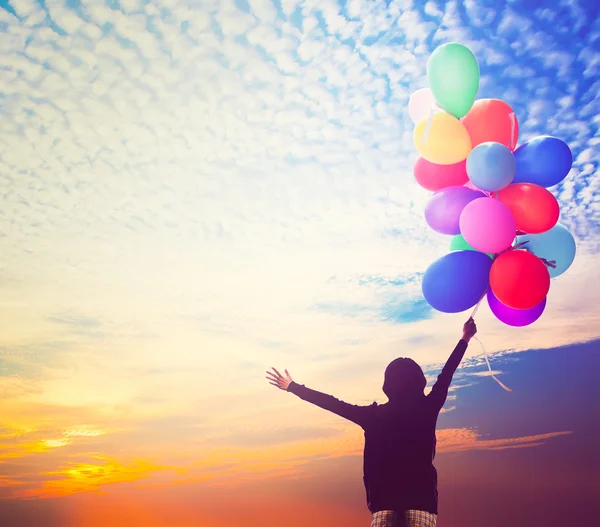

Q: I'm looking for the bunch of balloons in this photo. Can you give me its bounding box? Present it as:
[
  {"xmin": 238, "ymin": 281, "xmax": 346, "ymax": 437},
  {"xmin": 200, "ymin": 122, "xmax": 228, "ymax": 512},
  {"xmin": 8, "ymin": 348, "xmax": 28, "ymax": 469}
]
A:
[{"xmin": 410, "ymin": 43, "xmax": 576, "ymax": 327}]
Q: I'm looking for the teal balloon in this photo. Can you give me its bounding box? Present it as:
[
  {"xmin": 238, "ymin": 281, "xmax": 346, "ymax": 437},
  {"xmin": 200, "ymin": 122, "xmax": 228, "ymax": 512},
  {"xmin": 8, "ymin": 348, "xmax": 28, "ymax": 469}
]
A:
[
  {"xmin": 427, "ymin": 43, "xmax": 480, "ymax": 119},
  {"xmin": 517, "ymin": 224, "xmax": 576, "ymax": 278},
  {"xmin": 466, "ymin": 142, "xmax": 516, "ymax": 192},
  {"xmin": 450, "ymin": 235, "xmax": 493, "ymax": 258}
]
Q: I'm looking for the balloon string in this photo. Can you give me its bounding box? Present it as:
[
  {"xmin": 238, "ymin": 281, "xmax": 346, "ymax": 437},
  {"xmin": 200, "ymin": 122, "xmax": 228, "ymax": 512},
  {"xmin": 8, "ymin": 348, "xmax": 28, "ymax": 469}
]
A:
[
  {"xmin": 513, "ymin": 241, "xmax": 557, "ymax": 268},
  {"xmin": 470, "ymin": 287, "xmax": 488, "ymax": 319},
  {"xmin": 422, "ymin": 101, "xmax": 453, "ymax": 145},
  {"xmin": 509, "ymin": 112, "xmax": 516, "ymax": 149},
  {"xmin": 469, "ymin": 289, "xmax": 512, "ymax": 392},
  {"xmin": 422, "ymin": 104, "xmax": 436, "ymax": 145},
  {"xmin": 540, "ymin": 257, "xmax": 557, "ymax": 269},
  {"xmin": 473, "ymin": 336, "xmax": 513, "ymax": 392},
  {"xmin": 513, "ymin": 240, "xmax": 529, "ymax": 250}
]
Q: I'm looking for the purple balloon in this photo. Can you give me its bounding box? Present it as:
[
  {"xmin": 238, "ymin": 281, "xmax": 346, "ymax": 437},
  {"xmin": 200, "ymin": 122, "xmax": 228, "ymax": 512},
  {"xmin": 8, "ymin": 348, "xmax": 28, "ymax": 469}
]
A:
[
  {"xmin": 425, "ymin": 186, "xmax": 486, "ymax": 235},
  {"xmin": 487, "ymin": 289, "xmax": 546, "ymax": 327}
]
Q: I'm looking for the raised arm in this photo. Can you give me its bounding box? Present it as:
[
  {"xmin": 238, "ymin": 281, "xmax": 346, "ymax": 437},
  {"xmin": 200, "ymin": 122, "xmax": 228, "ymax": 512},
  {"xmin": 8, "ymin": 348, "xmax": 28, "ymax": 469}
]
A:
[
  {"xmin": 287, "ymin": 381, "xmax": 374, "ymax": 427},
  {"xmin": 266, "ymin": 368, "xmax": 373, "ymax": 428},
  {"xmin": 427, "ymin": 318, "xmax": 477, "ymax": 411}
]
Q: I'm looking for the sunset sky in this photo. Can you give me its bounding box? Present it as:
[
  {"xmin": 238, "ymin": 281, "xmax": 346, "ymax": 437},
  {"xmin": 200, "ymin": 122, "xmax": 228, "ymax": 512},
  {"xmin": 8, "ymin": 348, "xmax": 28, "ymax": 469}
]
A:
[{"xmin": 0, "ymin": 0, "xmax": 599, "ymax": 526}]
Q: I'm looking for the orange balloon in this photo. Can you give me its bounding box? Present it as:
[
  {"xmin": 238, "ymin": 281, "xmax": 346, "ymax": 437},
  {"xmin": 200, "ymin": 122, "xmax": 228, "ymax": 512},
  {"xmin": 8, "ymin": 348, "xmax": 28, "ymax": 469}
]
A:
[
  {"xmin": 462, "ymin": 99, "xmax": 519, "ymax": 150},
  {"xmin": 498, "ymin": 183, "xmax": 559, "ymax": 234},
  {"xmin": 490, "ymin": 250, "xmax": 550, "ymax": 310}
]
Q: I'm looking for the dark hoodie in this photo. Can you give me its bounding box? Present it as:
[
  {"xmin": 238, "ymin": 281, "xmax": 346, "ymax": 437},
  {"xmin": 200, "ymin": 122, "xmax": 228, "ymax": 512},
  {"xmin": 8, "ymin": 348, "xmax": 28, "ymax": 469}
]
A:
[{"xmin": 287, "ymin": 339, "xmax": 468, "ymax": 514}]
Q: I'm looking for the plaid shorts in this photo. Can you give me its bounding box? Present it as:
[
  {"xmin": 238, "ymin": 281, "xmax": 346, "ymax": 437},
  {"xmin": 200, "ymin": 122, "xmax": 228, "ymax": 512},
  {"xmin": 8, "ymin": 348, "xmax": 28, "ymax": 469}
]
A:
[{"xmin": 371, "ymin": 510, "xmax": 437, "ymax": 527}]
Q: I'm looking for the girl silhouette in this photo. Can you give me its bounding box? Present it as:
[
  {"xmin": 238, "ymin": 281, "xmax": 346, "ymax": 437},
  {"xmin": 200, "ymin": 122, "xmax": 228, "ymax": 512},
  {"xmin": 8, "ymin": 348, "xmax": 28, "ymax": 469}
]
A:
[{"xmin": 266, "ymin": 317, "xmax": 477, "ymax": 527}]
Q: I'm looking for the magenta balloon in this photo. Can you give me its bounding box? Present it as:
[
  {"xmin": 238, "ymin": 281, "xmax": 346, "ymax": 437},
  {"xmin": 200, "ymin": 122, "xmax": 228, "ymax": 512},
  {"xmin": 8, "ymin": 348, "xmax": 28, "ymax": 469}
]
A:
[
  {"xmin": 425, "ymin": 186, "xmax": 486, "ymax": 235},
  {"xmin": 459, "ymin": 197, "xmax": 516, "ymax": 253},
  {"xmin": 487, "ymin": 289, "xmax": 546, "ymax": 327}
]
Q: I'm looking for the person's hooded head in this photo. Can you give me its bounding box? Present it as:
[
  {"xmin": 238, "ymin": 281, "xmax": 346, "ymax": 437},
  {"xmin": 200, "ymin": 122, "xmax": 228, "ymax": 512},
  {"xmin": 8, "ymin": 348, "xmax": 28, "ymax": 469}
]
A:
[{"xmin": 383, "ymin": 357, "xmax": 427, "ymax": 402}]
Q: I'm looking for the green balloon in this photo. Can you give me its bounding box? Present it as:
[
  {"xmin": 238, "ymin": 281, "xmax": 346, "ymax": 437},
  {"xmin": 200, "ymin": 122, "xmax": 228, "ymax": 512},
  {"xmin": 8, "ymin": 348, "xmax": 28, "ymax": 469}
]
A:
[
  {"xmin": 427, "ymin": 43, "xmax": 480, "ymax": 118},
  {"xmin": 450, "ymin": 235, "xmax": 493, "ymax": 258}
]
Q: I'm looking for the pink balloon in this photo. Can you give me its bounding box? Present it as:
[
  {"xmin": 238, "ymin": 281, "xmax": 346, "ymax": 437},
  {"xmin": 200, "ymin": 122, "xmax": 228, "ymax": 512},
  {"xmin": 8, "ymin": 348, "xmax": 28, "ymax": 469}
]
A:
[
  {"xmin": 414, "ymin": 157, "xmax": 469, "ymax": 191},
  {"xmin": 459, "ymin": 198, "xmax": 516, "ymax": 254}
]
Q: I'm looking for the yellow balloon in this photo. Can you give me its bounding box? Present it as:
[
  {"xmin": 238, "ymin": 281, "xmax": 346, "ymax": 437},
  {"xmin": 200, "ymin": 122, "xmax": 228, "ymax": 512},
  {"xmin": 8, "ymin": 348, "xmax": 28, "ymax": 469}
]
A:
[{"xmin": 413, "ymin": 112, "xmax": 472, "ymax": 164}]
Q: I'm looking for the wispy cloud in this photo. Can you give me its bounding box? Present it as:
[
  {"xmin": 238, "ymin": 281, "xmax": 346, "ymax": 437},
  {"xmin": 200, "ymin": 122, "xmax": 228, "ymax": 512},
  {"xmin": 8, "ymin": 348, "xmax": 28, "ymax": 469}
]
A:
[
  {"xmin": 0, "ymin": 0, "xmax": 598, "ymax": 506},
  {"xmin": 437, "ymin": 428, "xmax": 572, "ymax": 453}
]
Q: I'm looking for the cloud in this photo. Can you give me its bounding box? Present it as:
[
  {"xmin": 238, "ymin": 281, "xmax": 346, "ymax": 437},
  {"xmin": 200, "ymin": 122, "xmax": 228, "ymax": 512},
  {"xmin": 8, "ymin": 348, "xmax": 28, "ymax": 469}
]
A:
[
  {"xmin": 47, "ymin": 315, "xmax": 102, "ymax": 328},
  {"xmin": 436, "ymin": 428, "xmax": 572, "ymax": 453},
  {"xmin": 380, "ymin": 297, "xmax": 433, "ymax": 324},
  {"xmin": 210, "ymin": 425, "xmax": 343, "ymax": 447},
  {"xmin": 0, "ymin": 0, "xmax": 599, "ymax": 507},
  {"xmin": 312, "ymin": 271, "xmax": 433, "ymax": 324},
  {"xmin": 0, "ymin": 405, "xmax": 208, "ymax": 499},
  {"xmin": 22, "ymin": 456, "xmax": 176, "ymax": 499},
  {"xmin": 313, "ymin": 301, "xmax": 371, "ymax": 319},
  {"xmin": 124, "ymin": 425, "xmax": 574, "ymax": 494}
]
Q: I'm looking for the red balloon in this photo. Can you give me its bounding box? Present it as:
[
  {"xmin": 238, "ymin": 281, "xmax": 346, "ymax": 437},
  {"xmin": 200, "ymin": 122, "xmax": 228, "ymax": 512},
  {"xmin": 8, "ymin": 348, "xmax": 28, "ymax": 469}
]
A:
[
  {"xmin": 490, "ymin": 250, "xmax": 550, "ymax": 310},
  {"xmin": 498, "ymin": 183, "xmax": 560, "ymax": 234},
  {"xmin": 462, "ymin": 99, "xmax": 519, "ymax": 151},
  {"xmin": 414, "ymin": 157, "xmax": 468, "ymax": 191}
]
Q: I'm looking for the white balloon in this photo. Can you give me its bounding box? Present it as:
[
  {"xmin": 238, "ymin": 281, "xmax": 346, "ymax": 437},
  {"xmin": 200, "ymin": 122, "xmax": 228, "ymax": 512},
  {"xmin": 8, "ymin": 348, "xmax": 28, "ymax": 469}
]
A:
[{"xmin": 408, "ymin": 88, "xmax": 439, "ymax": 124}]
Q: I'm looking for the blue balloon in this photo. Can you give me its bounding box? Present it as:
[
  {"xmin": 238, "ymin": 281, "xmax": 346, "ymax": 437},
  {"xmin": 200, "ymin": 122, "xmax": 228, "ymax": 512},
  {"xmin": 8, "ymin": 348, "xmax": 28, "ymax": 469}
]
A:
[
  {"xmin": 466, "ymin": 142, "xmax": 516, "ymax": 192},
  {"xmin": 513, "ymin": 136, "xmax": 572, "ymax": 188},
  {"xmin": 422, "ymin": 251, "xmax": 492, "ymax": 313},
  {"xmin": 517, "ymin": 224, "xmax": 576, "ymax": 278}
]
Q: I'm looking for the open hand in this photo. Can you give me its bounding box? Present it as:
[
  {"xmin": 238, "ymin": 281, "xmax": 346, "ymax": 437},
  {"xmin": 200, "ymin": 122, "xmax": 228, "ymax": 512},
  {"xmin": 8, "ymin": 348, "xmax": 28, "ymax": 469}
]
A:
[
  {"xmin": 462, "ymin": 317, "xmax": 477, "ymax": 342},
  {"xmin": 266, "ymin": 367, "xmax": 293, "ymax": 391}
]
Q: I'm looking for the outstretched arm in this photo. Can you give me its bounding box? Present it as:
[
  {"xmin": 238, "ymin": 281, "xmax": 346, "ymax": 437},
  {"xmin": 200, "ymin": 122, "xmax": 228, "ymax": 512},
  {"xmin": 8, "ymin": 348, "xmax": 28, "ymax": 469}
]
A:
[
  {"xmin": 266, "ymin": 368, "xmax": 373, "ymax": 428},
  {"xmin": 428, "ymin": 318, "xmax": 477, "ymax": 411}
]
